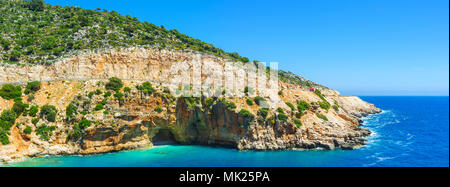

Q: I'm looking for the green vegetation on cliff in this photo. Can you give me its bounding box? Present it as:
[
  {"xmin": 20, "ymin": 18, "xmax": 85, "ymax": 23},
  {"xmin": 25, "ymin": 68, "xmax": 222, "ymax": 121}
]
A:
[
  {"xmin": 316, "ymin": 113, "xmax": 328, "ymax": 121},
  {"xmin": 0, "ymin": 84, "xmax": 22, "ymax": 100},
  {"xmin": 67, "ymin": 119, "xmax": 92, "ymax": 141},
  {"xmin": 239, "ymin": 109, "xmax": 255, "ymax": 119},
  {"xmin": 0, "ymin": 109, "xmax": 17, "ymax": 145},
  {"xmin": 29, "ymin": 105, "xmax": 39, "ymax": 117},
  {"xmin": 285, "ymin": 102, "xmax": 295, "ymax": 111},
  {"xmin": 276, "ymin": 107, "xmax": 288, "ymax": 122},
  {"xmin": 246, "ymin": 99, "xmax": 253, "ymax": 106},
  {"xmin": 297, "ymin": 100, "xmax": 310, "ymax": 115},
  {"xmin": 65, "ymin": 103, "xmax": 78, "ymax": 120},
  {"xmin": 36, "ymin": 123, "xmax": 55, "ymax": 140},
  {"xmin": 105, "ymin": 77, "xmax": 123, "ymax": 92},
  {"xmin": 24, "ymin": 81, "xmax": 41, "ymax": 94},
  {"xmin": 23, "ymin": 125, "xmax": 32, "ymax": 135},
  {"xmin": 39, "ymin": 104, "xmax": 57, "ymax": 122},
  {"xmin": 136, "ymin": 81, "xmax": 156, "ymax": 95},
  {"xmin": 293, "ymin": 118, "xmax": 302, "ymax": 128},
  {"xmin": 0, "ymin": 0, "xmax": 250, "ymax": 64},
  {"xmin": 314, "ymin": 90, "xmax": 331, "ymax": 111}
]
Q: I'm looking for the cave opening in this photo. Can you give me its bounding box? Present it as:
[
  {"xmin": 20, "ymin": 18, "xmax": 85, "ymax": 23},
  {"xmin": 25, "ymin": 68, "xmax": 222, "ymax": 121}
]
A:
[{"xmin": 152, "ymin": 129, "xmax": 178, "ymax": 145}]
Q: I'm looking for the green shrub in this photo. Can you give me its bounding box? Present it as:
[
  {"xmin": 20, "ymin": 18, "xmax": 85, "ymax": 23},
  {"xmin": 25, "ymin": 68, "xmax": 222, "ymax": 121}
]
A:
[
  {"xmin": 257, "ymin": 108, "xmax": 269, "ymax": 119},
  {"xmin": 333, "ymin": 100, "xmax": 340, "ymax": 107},
  {"xmin": 286, "ymin": 102, "xmax": 295, "ymax": 111},
  {"xmin": 0, "ymin": 132, "xmax": 9, "ymax": 145},
  {"xmin": 297, "ymin": 100, "xmax": 309, "ymax": 111},
  {"xmin": 83, "ymin": 101, "xmax": 91, "ymax": 106},
  {"xmin": 88, "ymin": 91, "xmax": 95, "ymax": 98},
  {"xmin": 154, "ymin": 106, "xmax": 163, "ymax": 113},
  {"xmin": 23, "ymin": 126, "xmax": 32, "ymax": 135},
  {"xmin": 253, "ymin": 96, "xmax": 266, "ymax": 106},
  {"xmin": 225, "ymin": 101, "xmax": 236, "ymax": 110},
  {"xmin": 40, "ymin": 105, "xmax": 57, "ymax": 122},
  {"xmin": 77, "ymin": 119, "xmax": 92, "ymax": 129},
  {"xmin": 267, "ymin": 116, "xmax": 276, "ymax": 125},
  {"xmin": 163, "ymin": 88, "xmax": 171, "ymax": 94},
  {"xmin": 36, "ymin": 123, "xmax": 56, "ymax": 140},
  {"xmin": 318, "ymin": 101, "xmax": 330, "ymax": 110},
  {"xmin": 297, "ymin": 100, "xmax": 310, "ymax": 115},
  {"xmin": 293, "ymin": 119, "xmax": 302, "ymax": 128},
  {"xmin": 314, "ymin": 89, "xmax": 324, "ymax": 98},
  {"xmin": 66, "ymin": 104, "xmax": 78, "ymax": 119},
  {"xmin": 94, "ymin": 103, "xmax": 104, "ymax": 111},
  {"xmin": 32, "ymin": 118, "xmax": 40, "ymax": 125},
  {"xmin": 95, "ymin": 89, "xmax": 102, "ymax": 95},
  {"xmin": 67, "ymin": 119, "xmax": 92, "ymax": 141},
  {"xmin": 124, "ymin": 87, "xmax": 131, "ymax": 93},
  {"xmin": 24, "ymin": 81, "xmax": 41, "ymax": 94},
  {"xmin": 204, "ymin": 97, "xmax": 214, "ymax": 108},
  {"xmin": 104, "ymin": 91, "xmax": 112, "ymax": 98},
  {"xmin": 276, "ymin": 107, "xmax": 285, "ymax": 114},
  {"xmin": 0, "ymin": 84, "xmax": 22, "ymax": 100},
  {"xmin": 278, "ymin": 113, "xmax": 288, "ymax": 122},
  {"xmin": 184, "ymin": 97, "xmax": 197, "ymax": 109},
  {"xmin": 0, "ymin": 109, "xmax": 17, "ymax": 145},
  {"xmin": 29, "ymin": 105, "xmax": 39, "ymax": 117},
  {"xmin": 12, "ymin": 101, "xmax": 27, "ymax": 116},
  {"xmin": 332, "ymin": 105, "xmax": 339, "ymax": 112},
  {"xmin": 113, "ymin": 92, "xmax": 124, "ymax": 102},
  {"xmin": 13, "ymin": 97, "xmax": 22, "ymax": 103},
  {"xmin": 314, "ymin": 90, "xmax": 331, "ymax": 110},
  {"xmin": 67, "ymin": 126, "xmax": 82, "ymax": 141},
  {"xmin": 105, "ymin": 77, "xmax": 123, "ymax": 91},
  {"xmin": 27, "ymin": 94, "xmax": 35, "ymax": 102},
  {"xmin": 316, "ymin": 113, "xmax": 328, "ymax": 121},
  {"xmin": 276, "ymin": 108, "xmax": 288, "ymax": 122},
  {"xmin": 136, "ymin": 82, "xmax": 156, "ymax": 94},
  {"xmin": 27, "ymin": 0, "xmax": 45, "ymax": 12},
  {"xmin": 239, "ymin": 109, "xmax": 255, "ymax": 119},
  {"xmin": 246, "ymin": 99, "xmax": 253, "ymax": 106},
  {"xmin": 103, "ymin": 110, "xmax": 109, "ymax": 115},
  {"xmin": 1, "ymin": 109, "xmax": 17, "ymax": 126}
]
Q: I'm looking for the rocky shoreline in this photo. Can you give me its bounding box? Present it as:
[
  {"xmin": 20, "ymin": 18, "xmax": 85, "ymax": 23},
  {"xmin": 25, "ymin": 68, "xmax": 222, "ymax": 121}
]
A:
[{"xmin": 1, "ymin": 48, "xmax": 381, "ymax": 164}]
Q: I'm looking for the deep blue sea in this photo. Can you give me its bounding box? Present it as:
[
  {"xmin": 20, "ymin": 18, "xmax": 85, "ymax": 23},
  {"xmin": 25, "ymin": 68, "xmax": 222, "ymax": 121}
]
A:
[{"xmin": 6, "ymin": 96, "xmax": 449, "ymax": 167}]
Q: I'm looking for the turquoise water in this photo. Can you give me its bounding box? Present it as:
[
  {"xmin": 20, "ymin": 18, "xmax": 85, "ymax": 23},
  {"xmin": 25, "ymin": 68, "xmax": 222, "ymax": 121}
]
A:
[{"xmin": 6, "ymin": 96, "xmax": 449, "ymax": 167}]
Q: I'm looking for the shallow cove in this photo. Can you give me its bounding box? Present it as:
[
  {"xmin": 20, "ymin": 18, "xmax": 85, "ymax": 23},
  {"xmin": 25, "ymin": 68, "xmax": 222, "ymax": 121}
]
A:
[{"xmin": 4, "ymin": 97, "xmax": 449, "ymax": 167}]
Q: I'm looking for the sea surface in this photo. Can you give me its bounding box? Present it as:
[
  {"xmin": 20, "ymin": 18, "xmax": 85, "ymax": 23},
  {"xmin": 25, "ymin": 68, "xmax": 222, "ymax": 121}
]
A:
[{"xmin": 6, "ymin": 96, "xmax": 449, "ymax": 167}]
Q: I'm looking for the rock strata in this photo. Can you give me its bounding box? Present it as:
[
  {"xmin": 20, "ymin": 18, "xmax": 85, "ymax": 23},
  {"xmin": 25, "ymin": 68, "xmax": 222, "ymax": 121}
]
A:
[{"xmin": 0, "ymin": 48, "xmax": 381, "ymax": 163}]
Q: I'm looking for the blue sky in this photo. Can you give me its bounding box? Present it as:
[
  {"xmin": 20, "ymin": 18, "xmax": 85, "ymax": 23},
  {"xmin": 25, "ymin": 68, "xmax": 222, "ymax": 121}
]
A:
[{"xmin": 47, "ymin": 0, "xmax": 449, "ymax": 96}]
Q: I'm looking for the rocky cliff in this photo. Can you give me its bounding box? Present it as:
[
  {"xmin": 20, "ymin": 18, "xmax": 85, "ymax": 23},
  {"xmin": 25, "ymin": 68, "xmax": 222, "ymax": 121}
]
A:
[{"xmin": 0, "ymin": 48, "xmax": 381, "ymax": 163}]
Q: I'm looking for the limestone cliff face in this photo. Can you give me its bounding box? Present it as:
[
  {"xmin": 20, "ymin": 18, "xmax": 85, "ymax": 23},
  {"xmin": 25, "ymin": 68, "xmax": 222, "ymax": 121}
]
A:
[{"xmin": 0, "ymin": 48, "xmax": 381, "ymax": 163}]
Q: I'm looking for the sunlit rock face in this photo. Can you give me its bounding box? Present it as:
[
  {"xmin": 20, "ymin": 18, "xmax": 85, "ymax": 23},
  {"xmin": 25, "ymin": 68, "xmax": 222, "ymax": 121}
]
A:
[{"xmin": 0, "ymin": 48, "xmax": 380, "ymax": 162}]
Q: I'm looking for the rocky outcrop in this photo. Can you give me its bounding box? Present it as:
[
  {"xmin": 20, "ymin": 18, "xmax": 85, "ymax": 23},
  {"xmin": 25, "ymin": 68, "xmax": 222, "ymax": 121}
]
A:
[{"xmin": 0, "ymin": 48, "xmax": 381, "ymax": 163}]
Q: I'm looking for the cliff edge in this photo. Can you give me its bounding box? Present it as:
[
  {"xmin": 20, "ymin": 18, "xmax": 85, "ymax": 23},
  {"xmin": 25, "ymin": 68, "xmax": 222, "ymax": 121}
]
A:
[{"xmin": 0, "ymin": 48, "xmax": 381, "ymax": 163}]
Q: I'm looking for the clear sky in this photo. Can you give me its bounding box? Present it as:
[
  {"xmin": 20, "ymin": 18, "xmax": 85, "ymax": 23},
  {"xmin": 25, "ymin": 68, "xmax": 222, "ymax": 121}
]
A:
[{"xmin": 46, "ymin": 0, "xmax": 449, "ymax": 96}]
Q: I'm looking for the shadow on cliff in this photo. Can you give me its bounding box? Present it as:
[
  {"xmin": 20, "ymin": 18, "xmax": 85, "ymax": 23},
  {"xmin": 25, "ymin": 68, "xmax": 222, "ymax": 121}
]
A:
[{"xmin": 152, "ymin": 129, "xmax": 178, "ymax": 145}]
